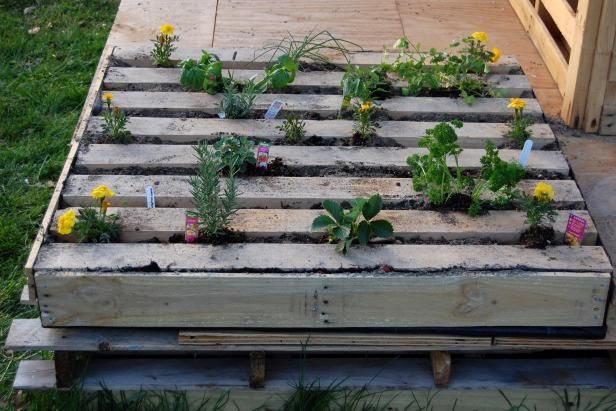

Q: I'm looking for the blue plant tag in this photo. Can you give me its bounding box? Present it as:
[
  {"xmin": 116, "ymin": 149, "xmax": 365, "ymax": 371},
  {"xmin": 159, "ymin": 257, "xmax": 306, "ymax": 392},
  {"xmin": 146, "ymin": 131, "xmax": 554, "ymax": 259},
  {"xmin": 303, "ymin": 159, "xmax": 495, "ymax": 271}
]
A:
[
  {"xmin": 146, "ymin": 186, "xmax": 155, "ymax": 208},
  {"xmin": 217, "ymin": 112, "xmax": 226, "ymax": 119},
  {"xmin": 264, "ymin": 100, "xmax": 283, "ymax": 119},
  {"xmin": 519, "ymin": 139, "xmax": 533, "ymax": 167}
]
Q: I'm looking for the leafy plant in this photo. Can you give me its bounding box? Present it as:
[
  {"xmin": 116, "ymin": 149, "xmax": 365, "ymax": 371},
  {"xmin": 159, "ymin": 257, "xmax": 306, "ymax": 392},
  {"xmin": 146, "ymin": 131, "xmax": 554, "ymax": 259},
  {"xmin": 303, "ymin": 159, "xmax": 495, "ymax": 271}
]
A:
[
  {"xmin": 507, "ymin": 98, "xmax": 533, "ymax": 145},
  {"xmin": 406, "ymin": 120, "xmax": 472, "ymax": 206},
  {"xmin": 312, "ymin": 194, "xmax": 394, "ymax": 254},
  {"xmin": 276, "ymin": 114, "xmax": 306, "ymax": 143},
  {"xmin": 189, "ymin": 142, "xmax": 238, "ymax": 240},
  {"xmin": 352, "ymin": 100, "xmax": 377, "ymax": 143},
  {"xmin": 480, "ymin": 141, "xmax": 525, "ymax": 206},
  {"xmin": 385, "ymin": 41, "xmax": 447, "ymax": 97},
  {"xmin": 260, "ymin": 30, "xmax": 360, "ymax": 90},
  {"xmin": 218, "ymin": 76, "xmax": 264, "ymax": 119},
  {"xmin": 179, "ymin": 50, "xmax": 223, "ymax": 94},
  {"xmin": 101, "ymin": 92, "xmax": 130, "ymax": 143},
  {"xmin": 150, "ymin": 23, "xmax": 179, "ymax": 67},
  {"xmin": 213, "ymin": 135, "xmax": 256, "ymax": 174},
  {"xmin": 521, "ymin": 182, "xmax": 557, "ymax": 227},
  {"xmin": 341, "ymin": 64, "xmax": 392, "ymax": 108}
]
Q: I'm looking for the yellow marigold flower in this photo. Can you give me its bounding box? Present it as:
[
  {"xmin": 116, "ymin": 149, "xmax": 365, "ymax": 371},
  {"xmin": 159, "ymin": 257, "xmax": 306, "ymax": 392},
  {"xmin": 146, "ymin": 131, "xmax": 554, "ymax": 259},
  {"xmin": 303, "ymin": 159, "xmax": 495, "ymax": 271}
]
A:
[
  {"xmin": 91, "ymin": 185, "xmax": 115, "ymax": 200},
  {"xmin": 507, "ymin": 97, "xmax": 526, "ymax": 110},
  {"xmin": 159, "ymin": 23, "xmax": 175, "ymax": 36},
  {"xmin": 359, "ymin": 101, "xmax": 372, "ymax": 113},
  {"xmin": 533, "ymin": 182, "xmax": 555, "ymax": 201},
  {"xmin": 102, "ymin": 200, "xmax": 111, "ymax": 212},
  {"xmin": 57, "ymin": 209, "xmax": 76, "ymax": 235},
  {"xmin": 490, "ymin": 47, "xmax": 501, "ymax": 63},
  {"xmin": 471, "ymin": 32, "xmax": 488, "ymax": 43},
  {"xmin": 102, "ymin": 92, "xmax": 113, "ymax": 102}
]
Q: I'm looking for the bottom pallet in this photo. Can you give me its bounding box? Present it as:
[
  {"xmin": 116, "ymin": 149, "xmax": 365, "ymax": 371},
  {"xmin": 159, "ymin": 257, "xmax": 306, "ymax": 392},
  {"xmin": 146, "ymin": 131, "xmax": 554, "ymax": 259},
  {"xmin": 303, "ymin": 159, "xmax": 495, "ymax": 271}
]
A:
[{"xmin": 14, "ymin": 356, "xmax": 616, "ymax": 410}]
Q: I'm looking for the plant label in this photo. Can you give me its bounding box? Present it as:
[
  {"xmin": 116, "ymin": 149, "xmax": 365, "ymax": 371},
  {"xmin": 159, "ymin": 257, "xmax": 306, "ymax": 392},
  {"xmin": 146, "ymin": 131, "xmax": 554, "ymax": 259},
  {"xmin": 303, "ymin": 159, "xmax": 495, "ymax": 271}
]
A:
[
  {"xmin": 185, "ymin": 214, "xmax": 199, "ymax": 243},
  {"xmin": 519, "ymin": 139, "xmax": 533, "ymax": 167},
  {"xmin": 218, "ymin": 112, "xmax": 226, "ymax": 119},
  {"xmin": 564, "ymin": 213, "xmax": 587, "ymax": 246},
  {"xmin": 264, "ymin": 100, "xmax": 283, "ymax": 119},
  {"xmin": 256, "ymin": 142, "xmax": 270, "ymax": 169},
  {"xmin": 146, "ymin": 186, "xmax": 155, "ymax": 208}
]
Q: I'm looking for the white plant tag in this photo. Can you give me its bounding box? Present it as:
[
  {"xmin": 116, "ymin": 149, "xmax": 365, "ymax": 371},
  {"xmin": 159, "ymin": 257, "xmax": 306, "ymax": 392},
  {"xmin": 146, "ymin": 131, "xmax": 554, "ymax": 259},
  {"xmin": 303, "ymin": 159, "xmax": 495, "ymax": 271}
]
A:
[
  {"xmin": 218, "ymin": 112, "xmax": 226, "ymax": 119},
  {"xmin": 519, "ymin": 139, "xmax": 533, "ymax": 167},
  {"xmin": 264, "ymin": 100, "xmax": 283, "ymax": 119},
  {"xmin": 146, "ymin": 186, "xmax": 155, "ymax": 208}
]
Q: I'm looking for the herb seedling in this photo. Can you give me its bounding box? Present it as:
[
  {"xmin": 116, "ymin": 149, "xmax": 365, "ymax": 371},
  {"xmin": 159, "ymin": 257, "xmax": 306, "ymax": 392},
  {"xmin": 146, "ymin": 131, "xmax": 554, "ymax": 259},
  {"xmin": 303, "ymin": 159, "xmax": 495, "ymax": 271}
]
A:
[
  {"xmin": 179, "ymin": 50, "xmax": 223, "ymax": 94},
  {"xmin": 276, "ymin": 115, "xmax": 306, "ymax": 144},
  {"xmin": 218, "ymin": 76, "xmax": 264, "ymax": 119},
  {"xmin": 57, "ymin": 185, "xmax": 121, "ymax": 243},
  {"xmin": 341, "ymin": 65, "xmax": 392, "ymax": 108},
  {"xmin": 189, "ymin": 142, "xmax": 238, "ymax": 240},
  {"xmin": 406, "ymin": 120, "xmax": 472, "ymax": 206},
  {"xmin": 507, "ymin": 98, "xmax": 533, "ymax": 145},
  {"xmin": 312, "ymin": 194, "xmax": 394, "ymax": 254},
  {"xmin": 213, "ymin": 135, "xmax": 256, "ymax": 174},
  {"xmin": 101, "ymin": 93, "xmax": 130, "ymax": 143},
  {"xmin": 150, "ymin": 23, "xmax": 179, "ymax": 67},
  {"xmin": 480, "ymin": 141, "xmax": 525, "ymax": 206}
]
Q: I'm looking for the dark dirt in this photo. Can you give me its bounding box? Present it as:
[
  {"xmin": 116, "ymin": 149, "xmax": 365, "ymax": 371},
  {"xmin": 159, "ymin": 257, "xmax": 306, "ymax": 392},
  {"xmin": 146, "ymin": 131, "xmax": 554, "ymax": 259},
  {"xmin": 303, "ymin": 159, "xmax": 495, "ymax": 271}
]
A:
[{"xmin": 519, "ymin": 225, "xmax": 555, "ymax": 249}]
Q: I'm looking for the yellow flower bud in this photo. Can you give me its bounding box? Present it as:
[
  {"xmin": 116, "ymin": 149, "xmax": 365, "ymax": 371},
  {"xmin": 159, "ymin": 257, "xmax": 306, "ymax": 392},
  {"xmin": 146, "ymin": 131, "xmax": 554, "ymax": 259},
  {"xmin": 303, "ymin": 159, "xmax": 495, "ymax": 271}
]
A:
[
  {"xmin": 471, "ymin": 32, "xmax": 488, "ymax": 43},
  {"xmin": 533, "ymin": 182, "xmax": 555, "ymax": 202},
  {"xmin": 57, "ymin": 209, "xmax": 76, "ymax": 235},
  {"xmin": 102, "ymin": 92, "xmax": 113, "ymax": 102},
  {"xmin": 159, "ymin": 23, "xmax": 175, "ymax": 36},
  {"xmin": 507, "ymin": 98, "xmax": 526, "ymax": 110},
  {"xmin": 91, "ymin": 185, "xmax": 115, "ymax": 200},
  {"xmin": 490, "ymin": 47, "xmax": 501, "ymax": 63}
]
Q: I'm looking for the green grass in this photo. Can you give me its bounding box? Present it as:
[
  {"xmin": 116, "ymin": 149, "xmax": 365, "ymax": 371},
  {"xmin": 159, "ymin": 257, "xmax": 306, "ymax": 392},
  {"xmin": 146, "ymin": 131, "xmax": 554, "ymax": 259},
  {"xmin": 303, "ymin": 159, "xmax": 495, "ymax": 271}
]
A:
[{"xmin": 0, "ymin": 0, "xmax": 119, "ymax": 406}]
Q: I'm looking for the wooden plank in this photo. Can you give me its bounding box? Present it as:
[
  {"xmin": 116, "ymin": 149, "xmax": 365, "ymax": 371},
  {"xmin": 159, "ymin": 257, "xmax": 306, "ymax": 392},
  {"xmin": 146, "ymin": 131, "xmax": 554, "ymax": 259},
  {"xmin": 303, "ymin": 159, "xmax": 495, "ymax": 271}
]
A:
[
  {"xmin": 430, "ymin": 351, "xmax": 451, "ymax": 388},
  {"xmin": 61, "ymin": 175, "xmax": 587, "ymax": 209},
  {"xmin": 509, "ymin": 0, "xmax": 569, "ymax": 94},
  {"xmin": 582, "ymin": 0, "xmax": 616, "ymax": 131},
  {"xmin": 86, "ymin": 117, "xmax": 557, "ymax": 148},
  {"xmin": 541, "ymin": 0, "xmax": 577, "ymax": 46},
  {"xmin": 106, "ymin": 91, "xmax": 544, "ymax": 120},
  {"xmin": 76, "ymin": 144, "xmax": 569, "ymax": 175},
  {"xmin": 22, "ymin": 47, "xmax": 113, "ymax": 301},
  {"xmin": 560, "ymin": 0, "xmax": 605, "ymax": 129},
  {"xmin": 600, "ymin": 104, "xmax": 616, "ymax": 135},
  {"xmin": 14, "ymin": 358, "xmax": 616, "ymax": 410},
  {"xmin": 20, "ymin": 285, "xmax": 35, "ymax": 306},
  {"xmin": 104, "ymin": 67, "xmax": 532, "ymax": 97},
  {"xmin": 35, "ymin": 269, "xmax": 610, "ymax": 327},
  {"xmin": 249, "ymin": 352, "xmax": 266, "ymax": 388},
  {"xmin": 35, "ymin": 244, "xmax": 611, "ymax": 274},
  {"xmin": 50, "ymin": 208, "xmax": 598, "ymax": 245},
  {"xmin": 112, "ymin": 46, "xmax": 521, "ymax": 73},
  {"xmin": 6, "ymin": 319, "xmax": 492, "ymax": 352},
  {"xmin": 494, "ymin": 333, "xmax": 616, "ymax": 350}
]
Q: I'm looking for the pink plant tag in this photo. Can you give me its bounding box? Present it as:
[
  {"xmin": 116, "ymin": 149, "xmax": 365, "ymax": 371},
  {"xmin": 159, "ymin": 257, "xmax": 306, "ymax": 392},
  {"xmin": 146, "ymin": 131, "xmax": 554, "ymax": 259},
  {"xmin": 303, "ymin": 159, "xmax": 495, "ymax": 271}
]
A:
[
  {"xmin": 256, "ymin": 142, "xmax": 270, "ymax": 169},
  {"xmin": 564, "ymin": 213, "xmax": 587, "ymax": 246},
  {"xmin": 185, "ymin": 215, "xmax": 199, "ymax": 243}
]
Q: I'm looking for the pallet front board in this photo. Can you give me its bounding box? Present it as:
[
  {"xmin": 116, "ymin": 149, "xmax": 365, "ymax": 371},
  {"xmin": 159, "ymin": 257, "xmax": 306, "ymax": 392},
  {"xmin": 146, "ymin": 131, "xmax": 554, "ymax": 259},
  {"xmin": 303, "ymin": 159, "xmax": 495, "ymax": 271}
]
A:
[{"xmin": 31, "ymin": 47, "xmax": 613, "ymax": 330}]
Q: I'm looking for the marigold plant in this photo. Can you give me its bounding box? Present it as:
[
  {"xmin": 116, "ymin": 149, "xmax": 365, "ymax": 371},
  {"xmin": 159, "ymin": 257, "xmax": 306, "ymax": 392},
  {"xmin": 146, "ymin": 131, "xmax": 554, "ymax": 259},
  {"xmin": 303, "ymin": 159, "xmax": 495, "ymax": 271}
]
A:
[
  {"xmin": 101, "ymin": 93, "xmax": 130, "ymax": 143},
  {"xmin": 521, "ymin": 182, "xmax": 557, "ymax": 227},
  {"xmin": 151, "ymin": 23, "xmax": 179, "ymax": 67},
  {"xmin": 352, "ymin": 100, "xmax": 376, "ymax": 143},
  {"xmin": 507, "ymin": 98, "xmax": 533, "ymax": 146}
]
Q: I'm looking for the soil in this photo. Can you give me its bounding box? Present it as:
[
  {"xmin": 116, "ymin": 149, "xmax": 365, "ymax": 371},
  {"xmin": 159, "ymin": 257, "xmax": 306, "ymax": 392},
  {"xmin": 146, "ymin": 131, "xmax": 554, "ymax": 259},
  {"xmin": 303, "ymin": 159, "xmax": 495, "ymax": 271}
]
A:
[{"xmin": 519, "ymin": 225, "xmax": 555, "ymax": 249}]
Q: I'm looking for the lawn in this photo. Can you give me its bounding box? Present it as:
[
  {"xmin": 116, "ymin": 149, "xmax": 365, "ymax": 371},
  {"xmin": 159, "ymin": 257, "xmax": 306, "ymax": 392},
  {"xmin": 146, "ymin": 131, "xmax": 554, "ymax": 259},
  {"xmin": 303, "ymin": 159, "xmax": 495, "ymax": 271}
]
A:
[{"xmin": 0, "ymin": 0, "xmax": 118, "ymax": 406}]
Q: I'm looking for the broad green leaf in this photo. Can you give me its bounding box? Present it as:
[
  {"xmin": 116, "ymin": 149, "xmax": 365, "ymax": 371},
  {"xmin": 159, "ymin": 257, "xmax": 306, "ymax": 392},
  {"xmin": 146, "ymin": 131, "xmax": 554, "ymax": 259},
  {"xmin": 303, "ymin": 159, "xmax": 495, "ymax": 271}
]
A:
[
  {"xmin": 332, "ymin": 225, "xmax": 351, "ymax": 241},
  {"xmin": 357, "ymin": 220, "xmax": 371, "ymax": 245},
  {"xmin": 370, "ymin": 220, "xmax": 394, "ymax": 238},
  {"xmin": 311, "ymin": 215, "xmax": 335, "ymax": 230},
  {"xmin": 362, "ymin": 194, "xmax": 383, "ymax": 220},
  {"xmin": 323, "ymin": 200, "xmax": 344, "ymax": 223}
]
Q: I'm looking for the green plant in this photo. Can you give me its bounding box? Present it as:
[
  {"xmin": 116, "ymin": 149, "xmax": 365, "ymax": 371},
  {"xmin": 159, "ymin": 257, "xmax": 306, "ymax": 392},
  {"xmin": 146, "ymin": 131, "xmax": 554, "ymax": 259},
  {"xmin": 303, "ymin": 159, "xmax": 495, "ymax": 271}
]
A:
[
  {"xmin": 386, "ymin": 41, "xmax": 447, "ymax": 97},
  {"xmin": 277, "ymin": 114, "xmax": 306, "ymax": 143},
  {"xmin": 213, "ymin": 135, "xmax": 256, "ymax": 174},
  {"xmin": 150, "ymin": 23, "xmax": 179, "ymax": 67},
  {"xmin": 521, "ymin": 182, "xmax": 557, "ymax": 227},
  {"xmin": 101, "ymin": 92, "xmax": 130, "ymax": 143},
  {"xmin": 218, "ymin": 76, "xmax": 264, "ymax": 119},
  {"xmin": 312, "ymin": 194, "xmax": 394, "ymax": 254},
  {"xmin": 179, "ymin": 50, "xmax": 223, "ymax": 94},
  {"xmin": 352, "ymin": 100, "xmax": 377, "ymax": 143},
  {"xmin": 507, "ymin": 98, "xmax": 533, "ymax": 145},
  {"xmin": 260, "ymin": 30, "xmax": 360, "ymax": 90},
  {"xmin": 480, "ymin": 141, "xmax": 525, "ymax": 207},
  {"xmin": 406, "ymin": 120, "xmax": 472, "ymax": 206},
  {"xmin": 189, "ymin": 142, "xmax": 238, "ymax": 240},
  {"xmin": 341, "ymin": 64, "xmax": 393, "ymax": 108}
]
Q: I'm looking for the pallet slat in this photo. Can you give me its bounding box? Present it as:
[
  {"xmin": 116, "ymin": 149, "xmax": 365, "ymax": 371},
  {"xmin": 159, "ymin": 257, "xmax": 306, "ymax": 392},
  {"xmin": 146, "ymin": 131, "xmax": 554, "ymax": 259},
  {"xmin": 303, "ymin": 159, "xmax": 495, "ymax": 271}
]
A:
[
  {"xmin": 50, "ymin": 208, "xmax": 598, "ymax": 245},
  {"xmin": 76, "ymin": 144, "xmax": 569, "ymax": 175},
  {"xmin": 104, "ymin": 67, "xmax": 531, "ymax": 97},
  {"xmin": 112, "ymin": 46, "xmax": 522, "ymax": 73},
  {"xmin": 61, "ymin": 175, "xmax": 586, "ymax": 209},
  {"xmin": 106, "ymin": 91, "xmax": 544, "ymax": 120},
  {"xmin": 86, "ymin": 117, "xmax": 557, "ymax": 148},
  {"xmin": 35, "ymin": 269, "xmax": 609, "ymax": 328}
]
